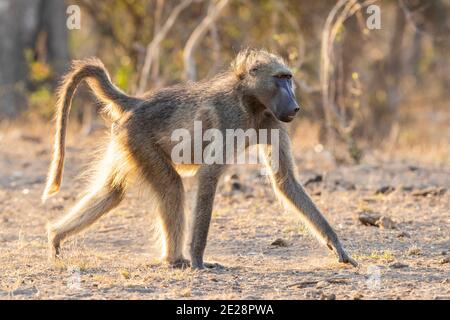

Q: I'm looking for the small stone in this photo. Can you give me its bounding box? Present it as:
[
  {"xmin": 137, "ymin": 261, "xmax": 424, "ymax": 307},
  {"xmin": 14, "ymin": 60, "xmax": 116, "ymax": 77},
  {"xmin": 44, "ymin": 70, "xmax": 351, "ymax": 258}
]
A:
[
  {"xmin": 390, "ymin": 262, "xmax": 409, "ymax": 269},
  {"xmin": 375, "ymin": 186, "xmax": 395, "ymax": 195},
  {"xmin": 353, "ymin": 293, "xmax": 364, "ymax": 300},
  {"xmin": 304, "ymin": 289, "xmax": 323, "ymax": 299},
  {"xmin": 335, "ymin": 180, "xmax": 356, "ymax": 190},
  {"xmin": 407, "ymin": 247, "xmax": 422, "ymax": 256},
  {"xmin": 397, "ymin": 231, "xmax": 411, "ymax": 238},
  {"xmin": 439, "ymin": 257, "xmax": 450, "ymax": 264},
  {"xmin": 357, "ymin": 211, "xmax": 381, "ymax": 226},
  {"xmin": 271, "ymin": 238, "xmax": 289, "ymax": 247},
  {"xmin": 412, "ymin": 187, "xmax": 446, "ymax": 197},
  {"xmin": 315, "ymin": 280, "xmax": 329, "ymax": 289},
  {"xmin": 320, "ymin": 293, "xmax": 336, "ymax": 300},
  {"xmin": 376, "ymin": 216, "xmax": 397, "ymax": 229}
]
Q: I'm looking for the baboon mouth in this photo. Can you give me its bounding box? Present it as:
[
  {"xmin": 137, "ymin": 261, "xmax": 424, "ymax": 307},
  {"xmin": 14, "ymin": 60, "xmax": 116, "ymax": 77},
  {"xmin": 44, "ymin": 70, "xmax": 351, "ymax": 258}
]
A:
[{"xmin": 284, "ymin": 115, "xmax": 295, "ymax": 122}]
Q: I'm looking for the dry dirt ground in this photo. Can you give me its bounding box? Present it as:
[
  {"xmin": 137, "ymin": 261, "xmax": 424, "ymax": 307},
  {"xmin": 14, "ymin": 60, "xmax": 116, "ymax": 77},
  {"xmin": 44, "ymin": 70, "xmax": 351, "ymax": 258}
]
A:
[{"xmin": 0, "ymin": 124, "xmax": 448, "ymax": 300}]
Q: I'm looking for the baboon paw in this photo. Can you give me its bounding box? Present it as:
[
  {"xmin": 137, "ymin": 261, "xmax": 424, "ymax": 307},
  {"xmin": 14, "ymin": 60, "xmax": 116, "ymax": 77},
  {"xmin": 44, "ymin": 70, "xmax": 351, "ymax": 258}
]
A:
[
  {"xmin": 48, "ymin": 244, "xmax": 62, "ymax": 262},
  {"xmin": 166, "ymin": 258, "xmax": 191, "ymax": 269},
  {"xmin": 190, "ymin": 261, "xmax": 224, "ymax": 270},
  {"xmin": 336, "ymin": 250, "xmax": 358, "ymax": 267},
  {"xmin": 48, "ymin": 238, "xmax": 62, "ymax": 261},
  {"xmin": 328, "ymin": 243, "xmax": 358, "ymax": 267},
  {"xmin": 340, "ymin": 255, "xmax": 358, "ymax": 267},
  {"xmin": 191, "ymin": 262, "xmax": 204, "ymax": 270},
  {"xmin": 203, "ymin": 262, "xmax": 226, "ymax": 270}
]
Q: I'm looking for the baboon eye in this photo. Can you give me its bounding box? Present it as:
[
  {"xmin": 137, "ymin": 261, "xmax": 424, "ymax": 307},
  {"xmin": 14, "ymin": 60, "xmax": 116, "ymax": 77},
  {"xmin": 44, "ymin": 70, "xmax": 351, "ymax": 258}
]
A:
[
  {"xmin": 274, "ymin": 74, "xmax": 292, "ymax": 80},
  {"xmin": 250, "ymin": 67, "xmax": 258, "ymax": 74}
]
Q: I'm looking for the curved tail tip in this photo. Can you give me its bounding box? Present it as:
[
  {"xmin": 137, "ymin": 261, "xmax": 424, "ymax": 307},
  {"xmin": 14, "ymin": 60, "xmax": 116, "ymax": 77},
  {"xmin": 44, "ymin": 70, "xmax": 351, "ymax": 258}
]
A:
[{"xmin": 42, "ymin": 183, "xmax": 60, "ymax": 203}]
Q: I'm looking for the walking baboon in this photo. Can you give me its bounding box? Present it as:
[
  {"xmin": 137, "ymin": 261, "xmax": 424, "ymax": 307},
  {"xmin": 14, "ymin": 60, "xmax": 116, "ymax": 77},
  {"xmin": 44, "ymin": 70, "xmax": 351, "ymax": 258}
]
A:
[{"xmin": 43, "ymin": 49, "xmax": 357, "ymax": 268}]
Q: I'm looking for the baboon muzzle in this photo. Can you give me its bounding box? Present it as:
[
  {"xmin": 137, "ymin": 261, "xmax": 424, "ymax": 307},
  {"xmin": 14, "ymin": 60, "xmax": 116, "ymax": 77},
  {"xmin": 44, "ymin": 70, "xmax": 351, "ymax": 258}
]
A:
[{"xmin": 273, "ymin": 77, "xmax": 300, "ymax": 123}]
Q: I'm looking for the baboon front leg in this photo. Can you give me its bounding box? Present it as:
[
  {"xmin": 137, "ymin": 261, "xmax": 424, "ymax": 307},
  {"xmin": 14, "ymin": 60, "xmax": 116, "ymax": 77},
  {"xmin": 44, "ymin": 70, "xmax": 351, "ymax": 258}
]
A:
[
  {"xmin": 262, "ymin": 132, "xmax": 357, "ymax": 267},
  {"xmin": 189, "ymin": 165, "xmax": 224, "ymax": 269},
  {"xmin": 48, "ymin": 184, "xmax": 124, "ymax": 259}
]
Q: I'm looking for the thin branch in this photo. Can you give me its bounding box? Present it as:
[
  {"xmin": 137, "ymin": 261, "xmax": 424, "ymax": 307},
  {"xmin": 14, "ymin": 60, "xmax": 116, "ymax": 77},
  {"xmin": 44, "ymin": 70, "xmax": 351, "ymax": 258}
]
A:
[
  {"xmin": 151, "ymin": 0, "xmax": 165, "ymax": 85},
  {"xmin": 183, "ymin": 0, "xmax": 230, "ymax": 81},
  {"xmin": 137, "ymin": 0, "xmax": 193, "ymax": 94},
  {"xmin": 206, "ymin": 0, "xmax": 223, "ymax": 77}
]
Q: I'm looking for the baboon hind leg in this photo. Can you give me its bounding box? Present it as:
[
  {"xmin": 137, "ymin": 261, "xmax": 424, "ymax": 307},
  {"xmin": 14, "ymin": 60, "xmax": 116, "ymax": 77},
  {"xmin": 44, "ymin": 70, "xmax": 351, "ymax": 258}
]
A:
[
  {"xmin": 48, "ymin": 177, "xmax": 125, "ymax": 259},
  {"xmin": 142, "ymin": 151, "xmax": 187, "ymax": 267}
]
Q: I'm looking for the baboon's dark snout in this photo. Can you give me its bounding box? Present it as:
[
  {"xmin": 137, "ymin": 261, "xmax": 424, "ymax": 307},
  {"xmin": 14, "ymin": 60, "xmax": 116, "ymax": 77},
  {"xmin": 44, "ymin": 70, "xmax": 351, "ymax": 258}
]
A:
[
  {"xmin": 290, "ymin": 104, "xmax": 300, "ymax": 115},
  {"xmin": 286, "ymin": 102, "xmax": 300, "ymax": 118}
]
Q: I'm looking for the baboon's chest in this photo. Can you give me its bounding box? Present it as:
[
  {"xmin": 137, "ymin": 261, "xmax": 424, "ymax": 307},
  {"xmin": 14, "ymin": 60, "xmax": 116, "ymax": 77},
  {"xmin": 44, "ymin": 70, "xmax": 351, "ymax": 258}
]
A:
[{"xmin": 174, "ymin": 164, "xmax": 201, "ymax": 177}]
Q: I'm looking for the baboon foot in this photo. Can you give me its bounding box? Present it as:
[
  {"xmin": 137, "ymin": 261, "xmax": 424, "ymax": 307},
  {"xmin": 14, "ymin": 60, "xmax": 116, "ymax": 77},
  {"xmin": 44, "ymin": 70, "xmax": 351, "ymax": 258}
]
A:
[
  {"xmin": 203, "ymin": 262, "xmax": 226, "ymax": 270},
  {"xmin": 190, "ymin": 257, "xmax": 204, "ymax": 270},
  {"xmin": 48, "ymin": 239, "xmax": 62, "ymax": 261},
  {"xmin": 47, "ymin": 228, "xmax": 62, "ymax": 261},
  {"xmin": 165, "ymin": 257, "xmax": 191, "ymax": 269},
  {"xmin": 190, "ymin": 258, "xmax": 225, "ymax": 270}
]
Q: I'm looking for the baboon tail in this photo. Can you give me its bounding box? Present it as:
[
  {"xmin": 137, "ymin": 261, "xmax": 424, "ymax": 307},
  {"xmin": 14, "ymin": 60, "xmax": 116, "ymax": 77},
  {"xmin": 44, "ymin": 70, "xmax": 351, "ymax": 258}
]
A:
[{"xmin": 42, "ymin": 58, "xmax": 141, "ymax": 202}]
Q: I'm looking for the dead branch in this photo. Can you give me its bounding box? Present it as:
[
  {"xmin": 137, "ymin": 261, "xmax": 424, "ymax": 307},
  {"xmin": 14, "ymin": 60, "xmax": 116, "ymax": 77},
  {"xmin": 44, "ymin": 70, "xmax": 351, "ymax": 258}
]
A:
[
  {"xmin": 206, "ymin": 0, "xmax": 223, "ymax": 77},
  {"xmin": 150, "ymin": 0, "xmax": 165, "ymax": 87},
  {"xmin": 183, "ymin": 0, "xmax": 230, "ymax": 81},
  {"xmin": 137, "ymin": 0, "xmax": 193, "ymax": 94}
]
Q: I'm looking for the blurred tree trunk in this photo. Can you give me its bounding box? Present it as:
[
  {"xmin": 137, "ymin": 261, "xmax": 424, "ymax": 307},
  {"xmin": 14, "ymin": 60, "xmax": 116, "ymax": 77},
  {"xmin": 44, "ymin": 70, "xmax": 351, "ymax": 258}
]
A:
[
  {"xmin": 369, "ymin": 5, "xmax": 406, "ymax": 134},
  {"xmin": 385, "ymin": 5, "xmax": 406, "ymax": 113},
  {"xmin": 0, "ymin": 0, "xmax": 68, "ymax": 120},
  {"xmin": 0, "ymin": 0, "xmax": 39, "ymax": 118},
  {"xmin": 41, "ymin": 0, "xmax": 69, "ymax": 77}
]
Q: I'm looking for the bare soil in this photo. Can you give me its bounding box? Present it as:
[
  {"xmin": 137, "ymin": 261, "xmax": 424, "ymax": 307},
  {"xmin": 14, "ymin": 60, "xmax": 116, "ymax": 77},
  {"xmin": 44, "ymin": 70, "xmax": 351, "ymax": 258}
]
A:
[{"xmin": 0, "ymin": 124, "xmax": 448, "ymax": 300}]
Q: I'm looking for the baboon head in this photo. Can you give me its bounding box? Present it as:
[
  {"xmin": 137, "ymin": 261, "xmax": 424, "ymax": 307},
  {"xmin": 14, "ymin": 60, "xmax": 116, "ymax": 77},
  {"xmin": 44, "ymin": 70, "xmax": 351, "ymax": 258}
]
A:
[{"xmin": 232, "ymin": 49, "xmax": 300, "ymax": 122}]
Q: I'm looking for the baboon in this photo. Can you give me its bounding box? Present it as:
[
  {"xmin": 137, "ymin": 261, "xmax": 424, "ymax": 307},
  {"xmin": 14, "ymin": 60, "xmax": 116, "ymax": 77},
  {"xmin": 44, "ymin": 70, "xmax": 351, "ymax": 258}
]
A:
[{"xmin": 43, "ymin": 49, "xmax": 357, "ymax": 269}]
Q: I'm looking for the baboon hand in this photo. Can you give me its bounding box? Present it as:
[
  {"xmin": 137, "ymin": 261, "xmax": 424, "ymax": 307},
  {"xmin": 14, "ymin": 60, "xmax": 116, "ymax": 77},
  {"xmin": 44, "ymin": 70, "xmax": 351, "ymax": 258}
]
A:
[
  {"xmin": 327, "ymin": 242, "xmax": 358, "ymax": 267},
  {"xmin": 337, "ymin": 249, "xmax": 358, "ymax": 267}
]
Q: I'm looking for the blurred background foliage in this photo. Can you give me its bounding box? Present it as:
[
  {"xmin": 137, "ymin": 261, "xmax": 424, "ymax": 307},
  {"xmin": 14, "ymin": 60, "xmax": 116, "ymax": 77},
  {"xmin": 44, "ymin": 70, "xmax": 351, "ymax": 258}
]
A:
[{"xmin": 0, "ymin": 0, "xmax": 449, "ymax": 163}]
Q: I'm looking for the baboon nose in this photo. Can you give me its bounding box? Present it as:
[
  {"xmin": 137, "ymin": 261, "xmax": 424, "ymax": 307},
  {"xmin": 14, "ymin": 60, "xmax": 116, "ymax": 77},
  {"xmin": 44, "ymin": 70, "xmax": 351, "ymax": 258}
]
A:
[{"xmin": 290, "ymin": 105, "xmax": 300, "ymax": 116}]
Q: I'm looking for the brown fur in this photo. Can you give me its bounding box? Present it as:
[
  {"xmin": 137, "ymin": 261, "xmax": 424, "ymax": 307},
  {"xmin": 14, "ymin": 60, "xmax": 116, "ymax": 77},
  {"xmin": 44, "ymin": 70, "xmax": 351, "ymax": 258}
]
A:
[{"xmin": 43, "ymin": 49, "xmax": 357, "ymax": 268}]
